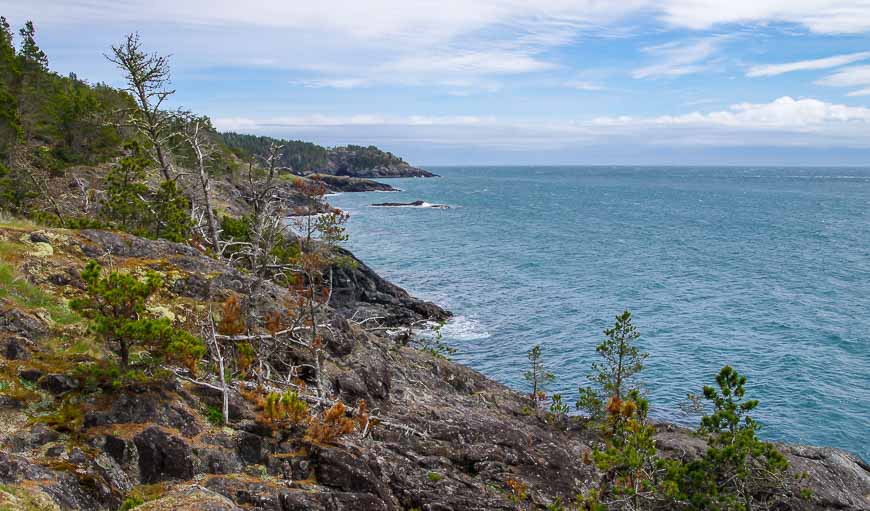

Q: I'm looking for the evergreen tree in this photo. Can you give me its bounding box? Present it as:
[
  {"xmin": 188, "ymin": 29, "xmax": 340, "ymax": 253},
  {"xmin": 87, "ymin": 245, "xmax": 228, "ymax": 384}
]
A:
[
  {"xmin": 71, "ymin": 260, "xmax": 205, "ymax": 370},
  {"xmin": 578, "ymin": 311, "xmax": 647, "ymax": 421},
  {"xmin": 102, "ymin": 140, "xmax": 192, "ymax": 242},
  {"xmin": 524, "ymin": 344, "xmax": 555, "ymax": 408},
  {"xmin": 150, "ymin": 179, "xmax": 191, "ymax": 242},
  {"xmin": 662, "ymin": 366, "xmax": 790, "ymax": 510},
  {"xmin": 0, "ymin": 17, "xmax": 20, "ymax": 162},
  {"xmin": 17, "ymin": 21, "xmax": 48, "ymax": 73},
  {"xmin": 103, "ymin": 140, "xmax": 151, "ymax": 230}
]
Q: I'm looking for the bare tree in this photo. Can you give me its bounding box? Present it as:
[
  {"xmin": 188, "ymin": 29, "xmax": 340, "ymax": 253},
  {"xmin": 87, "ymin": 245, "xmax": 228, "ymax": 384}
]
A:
[
  {"xmin": 181, "ymin": 114, "xmax": 221, "ymax": 251},
  {"xmin": 105, "ymin": 33, "xmax": 178, "ymax": 181}
]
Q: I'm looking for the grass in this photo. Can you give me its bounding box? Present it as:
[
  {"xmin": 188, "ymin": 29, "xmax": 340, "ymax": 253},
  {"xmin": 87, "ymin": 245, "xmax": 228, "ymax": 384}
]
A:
[
  {"xmin": 0, "ymin": 262, "xmax": 80, "ymax": 326},
  {"xmin": 427, "ymin": 471, "xmax": 443, "ymax": 482}
]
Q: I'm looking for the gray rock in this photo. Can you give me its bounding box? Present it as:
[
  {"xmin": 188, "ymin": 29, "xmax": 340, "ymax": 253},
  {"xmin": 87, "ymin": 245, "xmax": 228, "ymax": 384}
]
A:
[
  {"xmin": 38, "ymin": 373, "xmax": 79, "ymax": 395},
  {"xmin": 133, "ymin": 426, "xmax": 195, "ymax": 483}
]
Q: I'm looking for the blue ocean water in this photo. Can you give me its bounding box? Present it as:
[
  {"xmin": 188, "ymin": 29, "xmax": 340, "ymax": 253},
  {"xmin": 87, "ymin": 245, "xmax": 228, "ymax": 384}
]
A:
[{"xmin": 329, "ymin": 166, "xmax": 870, "ymax": 461}]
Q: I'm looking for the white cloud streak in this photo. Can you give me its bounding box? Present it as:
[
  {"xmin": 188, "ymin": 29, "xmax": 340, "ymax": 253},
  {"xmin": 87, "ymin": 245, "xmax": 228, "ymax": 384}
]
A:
[
  {"xmin": 633, "ymin": 36, "xmax": 727, "ymax": 79},
  {"xmin": 747, "ymin": 51, "xmax": 870, "ymax": 77},
  {"xmin": 816, "ymin": 64, "xmax": 870, "ymax": 95},
  {"xmin": 216, "ymin": 97, "xmax": 870, "ymax": 150}
]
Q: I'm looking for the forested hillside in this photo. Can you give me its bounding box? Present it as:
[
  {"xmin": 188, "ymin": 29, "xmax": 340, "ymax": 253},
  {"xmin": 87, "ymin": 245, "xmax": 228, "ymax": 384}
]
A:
[{"xmin": 220, "ymin": 132, "xmax": 434, "ymax": 177}]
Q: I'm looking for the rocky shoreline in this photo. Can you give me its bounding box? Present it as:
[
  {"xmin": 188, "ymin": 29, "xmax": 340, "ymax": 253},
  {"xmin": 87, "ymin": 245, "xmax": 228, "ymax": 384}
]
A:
[{"xmin": 0, "ymin": 224, "xmax": 867, "ymax": 510}]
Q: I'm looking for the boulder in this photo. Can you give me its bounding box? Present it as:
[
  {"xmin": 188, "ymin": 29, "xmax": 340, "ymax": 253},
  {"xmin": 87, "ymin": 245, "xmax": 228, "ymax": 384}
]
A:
[{"xmin": 133, "ymin": 427, "xmax": 195, "ymax": 483}]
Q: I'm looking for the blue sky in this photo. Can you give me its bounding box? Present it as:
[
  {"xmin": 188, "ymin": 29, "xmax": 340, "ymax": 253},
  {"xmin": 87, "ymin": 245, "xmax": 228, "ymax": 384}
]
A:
[{"xmin": 6, "ymin": 1, "xmax": 870, "ymax": 165}]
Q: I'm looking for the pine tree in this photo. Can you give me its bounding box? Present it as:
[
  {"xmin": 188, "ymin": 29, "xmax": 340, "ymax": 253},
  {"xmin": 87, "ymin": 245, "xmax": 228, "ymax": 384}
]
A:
[
  {"xmin": 0, "ymin": 17, "xmax": 20, "ymax": 162},
  {"xmin": 103, "ymin": 141, "xmax": 151, "ymax": 230},
  {"xmin": 523, "ymin": 344, "xmax": 555, "ymax": 408},
  {"xmin": 17, "ymin": 21, "xmax": 47, "ymax": 73},
  {"xmin": 71, "ymin": 260, "xmax": 205, "ymax": 370},
  {"xmin": 662, "ymin": 366, "xmax": 790, "ymax": 510},
  {"xmin": 577, "ymin": 310, "xmax": 647, "ymax": 421}
]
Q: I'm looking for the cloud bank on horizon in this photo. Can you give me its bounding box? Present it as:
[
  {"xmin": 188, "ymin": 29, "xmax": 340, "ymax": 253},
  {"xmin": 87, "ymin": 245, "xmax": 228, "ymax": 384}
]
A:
[{"xmin": 6, "ymin": 0, "xmax": 870, "ymax": 164}]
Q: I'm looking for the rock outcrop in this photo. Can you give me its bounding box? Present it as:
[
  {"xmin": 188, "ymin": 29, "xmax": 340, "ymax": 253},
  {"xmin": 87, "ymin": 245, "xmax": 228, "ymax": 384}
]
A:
[{"xmin": 0, "ymin": 225, "xmax": 866, "ymax": 510}]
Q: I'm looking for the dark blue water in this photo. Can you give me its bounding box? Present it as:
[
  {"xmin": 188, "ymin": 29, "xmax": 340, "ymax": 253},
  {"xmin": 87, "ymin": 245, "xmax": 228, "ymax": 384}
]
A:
[{"xmin": 330, "ymin": 166, "xmax": 870, "ymax": 460}]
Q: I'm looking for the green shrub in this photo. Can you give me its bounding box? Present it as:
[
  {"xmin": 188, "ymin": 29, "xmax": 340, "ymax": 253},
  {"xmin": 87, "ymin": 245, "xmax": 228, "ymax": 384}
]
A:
[
  {"xmin": 204, "ymin": 405, "xmax": 224, "ymax": 426},
  {"xmin": 71, "ymin": 260, "xmax": 205, "ymax": 371}
]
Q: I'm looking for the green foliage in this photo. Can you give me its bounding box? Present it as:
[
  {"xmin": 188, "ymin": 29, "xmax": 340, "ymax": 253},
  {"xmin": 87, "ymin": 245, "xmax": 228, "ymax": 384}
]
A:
[
  {"xmin": 262, "ymin": 389, "xmax": 309, "ymax": 426},
  {"xmin": 204, "ymin": 404, "xmax": 224, "ymax": 426},
  {"xmin": 546, "ymin": 393, "xmax": 570, "ymax": 426},
  {"xmin": 0, "ymin": 163, "xmax": 36, "ymax": 214},
  {"xmin": 338, "ymin": 144, "xmax": 406, "ymax": 170},
  {"xmin": 0, "ymin": 18, "xmax": 129, "ymax": 195},
  {"xmin": 18, "ymin": 21, "xmax": 48, "ymax": 74},
  {"xmin": 102, "ymin": 141, "xmax": 192, "ymax": 242},
  {"xmin": 591, "ymin": 390, "xmax": 660, "ymax": 507},
  {"xmin": 662, "ymin": 366, "xmax": 790, "ymax": 510},
  {"xmin": 524, "ymin": 344, "xmax": 555, "ymax": 407},
  {"xmin": 103, "ymin": 141, "xmax": 150, "ymax": 229},
  {"xmin": 219, "ymin": 133, "xmax": 407, "ymax": 174},
  {"xmin": 70, "ymin": 260, "xmax": 204, "ymax": 370},
  {"xmin": 577, "ymin": 310, "xmax": 647, "ymax": 421},
  {"xmin": 427, "ymin": 471, "xmax": 443, "ymax": 482},
  {"xmin": 220, "ymin": 132, "xmax": 328, "ymax": 172},
  {"xmin": 0, "ymin": 261, "xmax": 80, "ymax": 325},
  {"xmin": 35, "ymin": 399, "xmax": 84, "ymax": 434},
  {"xmin": 150, "ymin": 179, "xmax": 192, "ymax": 242},
  {"xmin": 118, "ymin": 495, "xmax": 144, "ymax": 511}
]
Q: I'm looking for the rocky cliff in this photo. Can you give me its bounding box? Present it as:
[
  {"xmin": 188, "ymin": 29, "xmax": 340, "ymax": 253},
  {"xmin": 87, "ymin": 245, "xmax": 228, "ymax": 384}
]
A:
[{"xmin": 0, "ymin": 225, "xmax": 866, "ymax": 511}]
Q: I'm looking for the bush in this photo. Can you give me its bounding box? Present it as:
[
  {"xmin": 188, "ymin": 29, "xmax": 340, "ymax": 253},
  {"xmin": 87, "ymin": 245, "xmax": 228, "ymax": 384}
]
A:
[
  {"xmin": 71, "ymin": 260, "xmax": 205, "ymax": 371},
  {"xmin": 662, "ymin": 366, "xmax": 790, "ymax": 510},
  {"xmin": 305, "ymin": 401, "xmax": 356, "ymax": 444},
  {"xmin": 261, "ymin": 389, "xmax": 309, "ymax": 427}
]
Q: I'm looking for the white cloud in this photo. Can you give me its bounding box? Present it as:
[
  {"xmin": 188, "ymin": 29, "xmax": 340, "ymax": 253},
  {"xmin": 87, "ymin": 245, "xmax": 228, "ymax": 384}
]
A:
[
  {"xmin": 216, "ymin": 97, "xmax": 870, "ymax": 150},
  {"xmin": 816, "ymin": 64, "xmax": 870, "ymax": 86},
  {"xmin": 747, "ymin": 51, "xmax": 870, "ymax": 77},
  {"xmin": 816, "ymin": 64, "xmax": 870, "ymax": 95},
  {"xmin": 564, "ymin": 81, "xmax": 606, "ymax": 91},
  {"xmin": 213, "ymin": 114, "xmax": 489, "ymax": 132},
  {"xmin": 655, "ymin": 1, "xmax": 870, "ymax": 34},
  {"xmin": 292, "ymin": 78, "xmax": 370, "ymax": 89},
  {"xmin": 633, "ymin": 37, "xmax": 727, "ymax": 79}
]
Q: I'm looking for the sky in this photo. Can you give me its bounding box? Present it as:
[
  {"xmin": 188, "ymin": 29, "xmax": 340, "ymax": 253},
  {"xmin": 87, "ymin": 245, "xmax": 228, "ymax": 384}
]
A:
[{"xmin": 5, "ymin": 1, "xmax": 870, "ymax": 165}]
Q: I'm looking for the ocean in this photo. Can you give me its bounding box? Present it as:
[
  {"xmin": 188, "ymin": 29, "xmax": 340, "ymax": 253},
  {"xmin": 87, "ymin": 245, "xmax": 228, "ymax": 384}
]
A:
[{"xmin": 328, "ymin": 166, "xmax": 870, "ymax": 461}]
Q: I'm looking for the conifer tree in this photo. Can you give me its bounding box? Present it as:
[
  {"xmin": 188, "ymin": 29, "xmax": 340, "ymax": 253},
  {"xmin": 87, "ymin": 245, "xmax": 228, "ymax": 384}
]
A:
[
  {"xmin": 71, "ymin": 260, "xmax": 205, "ymax": 370},
  {"xmin": 524, "ymin": 344, "xmax": 555, "ymax": 408},
  {"xmin": 662, "ymin": 366, "xmax": 790, "ymax": 510},
  {"xmin": 106, "ymin": 33, "xmax": 178, "ymax": 181},
  {"xmin": 578, "ymin": 310, "xmax": 647, "ymax": 421},
  {"xmin": 17, "ymin": 21, "xmax": 48, "ymax": 73}
]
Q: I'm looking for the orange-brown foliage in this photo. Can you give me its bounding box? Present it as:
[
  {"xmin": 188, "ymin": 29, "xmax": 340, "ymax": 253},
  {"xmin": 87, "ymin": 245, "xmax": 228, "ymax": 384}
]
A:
[
  {"xmin": 218, "ymin": 294, "xmax": 245, "ymax": 336},
  {"xmin": 305, "ymin": 401, "xmax": 356, "ymax": 444}
]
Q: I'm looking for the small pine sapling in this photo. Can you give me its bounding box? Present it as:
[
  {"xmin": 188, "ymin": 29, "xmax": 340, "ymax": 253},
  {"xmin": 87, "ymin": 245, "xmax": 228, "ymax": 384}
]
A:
[{"xmin": 524, "ymin": 344, "xmax": 555, "ymax": 410}]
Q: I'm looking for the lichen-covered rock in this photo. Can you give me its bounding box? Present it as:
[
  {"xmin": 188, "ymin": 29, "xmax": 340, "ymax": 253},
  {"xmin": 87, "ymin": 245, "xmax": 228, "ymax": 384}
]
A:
[
  {"xmin": 38, "ymin": 373, "xmax": 80, "ymax": 395},
  {"xmin": 135, "ymin": 485, "xmax": 242, "ymax": 511},
  {"xmin": 1, "ymin": 336, "xmax": 31, "ymax": 360},
  {"xmin": 0, "ymin": 302, "xmax": 48, "ymax": 339},
  {"xmin": 84, "ymin": 390, "xmax": 201, "ymax": 437}
]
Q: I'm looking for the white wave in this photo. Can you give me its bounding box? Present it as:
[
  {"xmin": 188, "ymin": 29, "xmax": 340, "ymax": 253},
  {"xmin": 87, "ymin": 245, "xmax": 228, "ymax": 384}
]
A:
[{"xmin": 441, "ymin": 316, "xmax": 490, "ymax": 341}]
